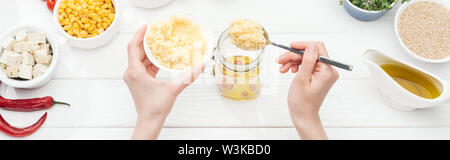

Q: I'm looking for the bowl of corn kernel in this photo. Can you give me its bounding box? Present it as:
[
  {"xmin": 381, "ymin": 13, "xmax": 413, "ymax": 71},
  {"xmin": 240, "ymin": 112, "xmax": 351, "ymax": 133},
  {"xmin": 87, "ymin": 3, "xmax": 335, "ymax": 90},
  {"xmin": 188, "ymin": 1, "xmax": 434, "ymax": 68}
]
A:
[{"xmin": 53, "ymin": 0, "xmax": 119, "ymax": 49}]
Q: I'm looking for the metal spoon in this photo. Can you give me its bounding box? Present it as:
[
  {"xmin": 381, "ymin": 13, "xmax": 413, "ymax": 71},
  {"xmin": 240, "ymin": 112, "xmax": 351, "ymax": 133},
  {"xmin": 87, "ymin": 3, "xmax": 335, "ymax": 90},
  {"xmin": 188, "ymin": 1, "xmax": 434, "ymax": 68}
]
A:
[{"xmin": 263, "ymin": 28, "xmax": 353, "ymax": 71}]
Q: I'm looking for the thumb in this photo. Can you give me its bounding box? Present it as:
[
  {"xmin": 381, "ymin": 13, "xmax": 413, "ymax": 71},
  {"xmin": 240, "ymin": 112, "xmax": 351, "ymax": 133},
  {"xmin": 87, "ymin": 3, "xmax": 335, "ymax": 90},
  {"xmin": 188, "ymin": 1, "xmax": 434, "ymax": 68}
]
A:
[
  {"xmin": 296, "ymin": 46, "xmax": 318, "ymax": 83},
  {"xmin": 173, "ymin": 64, "xmax": 205, "ymax": 94}
]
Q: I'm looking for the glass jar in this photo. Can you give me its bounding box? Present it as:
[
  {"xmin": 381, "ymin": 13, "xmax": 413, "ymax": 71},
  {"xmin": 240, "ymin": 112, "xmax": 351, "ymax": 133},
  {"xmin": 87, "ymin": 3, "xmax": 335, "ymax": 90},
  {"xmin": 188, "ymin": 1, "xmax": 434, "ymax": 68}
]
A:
[{"xmin": 213, "ymin": 28, "xmax": 265, "ymax": 100}]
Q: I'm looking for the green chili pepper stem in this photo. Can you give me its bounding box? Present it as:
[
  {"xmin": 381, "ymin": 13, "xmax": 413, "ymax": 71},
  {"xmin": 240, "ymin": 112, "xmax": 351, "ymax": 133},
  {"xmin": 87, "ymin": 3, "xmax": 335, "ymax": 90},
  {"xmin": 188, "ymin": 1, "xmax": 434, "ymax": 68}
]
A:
[{"xmin": 53, "ymin": 100, "xmax": 71, "ymax": 107}]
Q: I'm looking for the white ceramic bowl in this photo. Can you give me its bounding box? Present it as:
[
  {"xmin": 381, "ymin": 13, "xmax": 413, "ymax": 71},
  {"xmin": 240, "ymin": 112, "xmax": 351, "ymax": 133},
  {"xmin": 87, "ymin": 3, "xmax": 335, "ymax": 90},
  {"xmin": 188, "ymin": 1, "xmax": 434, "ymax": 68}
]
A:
[
  {"xmin": 394, "ymin": 0, "xmax": 450, "ymax": 63},
  {"xmin": 130, "ymin": 0, "xmax": 173, "ymax": 8},
  {"xmin": 143, "ymin": 11, "xmax": 214, "ymax": 73},
  {"xmin": 53, "ymin": 0, "xmax": 120, "ymax": 49},
  {"xmin": 0, "ymin": 25, "xmax": 59, "ymax": 89}
]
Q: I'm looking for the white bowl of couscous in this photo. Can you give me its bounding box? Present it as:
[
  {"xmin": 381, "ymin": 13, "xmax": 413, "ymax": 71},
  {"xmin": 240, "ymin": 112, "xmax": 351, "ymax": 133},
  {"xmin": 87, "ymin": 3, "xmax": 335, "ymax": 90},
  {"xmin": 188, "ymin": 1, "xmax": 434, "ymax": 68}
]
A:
[
  {"xmin": 143, "ymin": 11, "xmax": 214, "ymax": 73},
  {"xmin": 53, "ymin": 0, "xmax": 119, "ymax": 49}
]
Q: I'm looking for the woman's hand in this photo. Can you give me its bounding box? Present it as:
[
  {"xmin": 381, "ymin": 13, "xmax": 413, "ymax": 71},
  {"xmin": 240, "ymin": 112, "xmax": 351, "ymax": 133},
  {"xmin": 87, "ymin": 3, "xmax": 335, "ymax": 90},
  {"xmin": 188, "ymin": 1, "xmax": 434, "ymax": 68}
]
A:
[
  {"xmin": 124, "ymin": 25, "xmax": 204, "ymax": 140},
  {"xmin": 277, "ymin": 41, "xmax": 339, "ymax": 140}
]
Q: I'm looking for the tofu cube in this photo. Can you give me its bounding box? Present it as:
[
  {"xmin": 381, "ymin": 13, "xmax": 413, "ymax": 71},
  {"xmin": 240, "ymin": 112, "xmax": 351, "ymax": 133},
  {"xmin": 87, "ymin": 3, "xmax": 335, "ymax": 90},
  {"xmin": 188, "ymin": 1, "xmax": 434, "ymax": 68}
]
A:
[
  {"xmin": 18, "ymin": 64, "xmax": 33, "ymax": 79},
  {"xmin": 1, "ymin": 36, "xmax": 15, "ymax": 50},
  {"xmin": 0, "ymin": 52, "xmax": 6, "ymax": 65},
  {"xmin": 27, "ymin": 32, "xmax": 46, "ymax": 44},
  {"xmin": 34, "ymin": 48, "xmax": 52, "ymax": 64},
  {"xmin": 15, "ymin": 30, "xmax": 27, "ymax": 42},
  {"xmin": 21, "ymin": 52, "xmax": 35, "ymax": 65},
  {"xmin": 13, "ymin": 42, "xmax": 39, "ymax": 53},
  {"xmin": 0, "ymin": 50, "xmax": 22, "ymax": 67},
  {"xmin": 39, "ymin": 44, "xmax": 50, "ymax": 54},
  {"xmin": 5, "ymin": 65, "xmax": 19, "ymax": 78},
  {"xmin": 0, "ymin": 63, "xmax": 6, "ymax": 71},
  {"xmin": 33, "ymin": 63, "xmax": 48, "ymax": 78}
]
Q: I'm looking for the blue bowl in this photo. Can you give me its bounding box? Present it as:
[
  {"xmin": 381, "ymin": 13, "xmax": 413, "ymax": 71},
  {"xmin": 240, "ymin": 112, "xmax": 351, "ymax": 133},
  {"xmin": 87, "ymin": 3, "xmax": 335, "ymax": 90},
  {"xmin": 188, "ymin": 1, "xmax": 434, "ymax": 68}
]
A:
[{"xmin": 343, "ymin": 0, "xmax": 395, "ymax": 21}]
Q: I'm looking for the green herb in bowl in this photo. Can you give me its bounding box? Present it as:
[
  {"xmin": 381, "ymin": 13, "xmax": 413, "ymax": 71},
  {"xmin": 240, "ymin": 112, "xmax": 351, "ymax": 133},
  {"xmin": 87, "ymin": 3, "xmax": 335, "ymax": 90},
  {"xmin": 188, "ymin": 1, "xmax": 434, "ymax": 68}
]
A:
[
  {"xmin": 340, "ymin": 0, "xmax": 411, "ymax": 21},
  {"xmin": 340, "ymin": 0, "xmax": 410, "ymax": 11}
]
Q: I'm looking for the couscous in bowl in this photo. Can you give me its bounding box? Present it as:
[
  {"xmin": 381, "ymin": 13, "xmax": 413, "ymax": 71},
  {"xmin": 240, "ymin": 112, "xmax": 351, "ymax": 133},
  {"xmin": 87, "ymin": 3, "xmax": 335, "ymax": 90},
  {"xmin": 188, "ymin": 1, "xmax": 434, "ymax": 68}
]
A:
[{"xmin": 143, "ymin": 11, "xmax": 214, "ymax": 73}]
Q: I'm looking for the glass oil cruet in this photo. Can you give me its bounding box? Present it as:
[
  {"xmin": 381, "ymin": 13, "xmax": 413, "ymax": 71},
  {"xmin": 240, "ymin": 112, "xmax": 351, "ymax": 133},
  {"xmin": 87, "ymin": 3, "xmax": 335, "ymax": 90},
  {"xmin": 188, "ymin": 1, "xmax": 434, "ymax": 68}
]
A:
[{"xmin": 212, "ymin": 28, "xmax": 265, "ymax": 100}]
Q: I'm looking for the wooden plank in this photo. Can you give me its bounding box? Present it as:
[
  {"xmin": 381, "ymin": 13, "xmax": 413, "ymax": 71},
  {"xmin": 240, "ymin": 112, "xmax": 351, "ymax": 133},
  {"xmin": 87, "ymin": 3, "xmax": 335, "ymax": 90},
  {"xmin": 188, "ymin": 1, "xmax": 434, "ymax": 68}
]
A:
[
  {"xmin": 4, "ymin": 0, "xmax": 401, "ymax": 34},
  {"xmin": 1, "ymin": 78, "xmax": 450, "ymax": 128},
  {"xmin": 0, "ymin": 32, "xmax": 445, "ymax": 80},
  {"xmin": 2, "ymin": 127, "xmax": 449, "ymax": 140},
  {"xmin": 3, "ymin": 1, "xmax": 449, "ymax": 80}
]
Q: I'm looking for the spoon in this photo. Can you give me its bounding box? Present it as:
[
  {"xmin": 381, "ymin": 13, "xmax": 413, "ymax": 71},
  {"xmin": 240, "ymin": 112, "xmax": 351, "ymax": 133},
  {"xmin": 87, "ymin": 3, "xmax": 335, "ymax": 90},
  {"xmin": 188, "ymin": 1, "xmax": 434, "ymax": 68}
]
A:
[{"xmin": 263, "ymin": 28, "xmax": 353, "ymax": 71}]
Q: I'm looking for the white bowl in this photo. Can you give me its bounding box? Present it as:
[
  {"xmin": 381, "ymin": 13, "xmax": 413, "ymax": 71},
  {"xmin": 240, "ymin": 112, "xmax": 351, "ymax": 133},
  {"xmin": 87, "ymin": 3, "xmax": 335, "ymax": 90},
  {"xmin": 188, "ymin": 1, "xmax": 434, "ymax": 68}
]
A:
[
  {"xmin": 394, "ymin": 0, "xmax": 450, "ymax": 63},
  {"xmin": 0, "ymin": 25, "xmax": 59, "ymax": 89},
  {"xmin": 143, "ymin": 11, "xmax": 214, "ymax": 73},
  {"xmin": 53, "ymin": 0, "xmax": 120, "ymax": 49},
  {"xmin": 130, "ymin": 0, "xmax": 173, "ymax": 8}
]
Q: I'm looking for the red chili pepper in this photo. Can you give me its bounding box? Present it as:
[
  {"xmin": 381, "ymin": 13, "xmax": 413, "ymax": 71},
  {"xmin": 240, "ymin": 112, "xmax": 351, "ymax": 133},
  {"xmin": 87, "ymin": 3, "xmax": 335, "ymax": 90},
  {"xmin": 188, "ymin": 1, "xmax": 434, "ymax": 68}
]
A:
[
  {"xmin": 0, "ymin": 96, "xmax": 70, "ymax": 112},
  {"xmin": 46, "ymin": 0, "xmax": 57, "ymax": 12},
  {"xmin": 0, "ymin": 112, "xmax": 47, "ymax": 137}
]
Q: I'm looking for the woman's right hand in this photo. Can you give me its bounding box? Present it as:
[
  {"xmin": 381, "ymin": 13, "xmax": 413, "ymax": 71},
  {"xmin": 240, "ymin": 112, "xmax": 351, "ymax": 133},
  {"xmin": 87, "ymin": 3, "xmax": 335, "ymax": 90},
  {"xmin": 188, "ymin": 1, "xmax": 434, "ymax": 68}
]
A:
[{"xmin": 277, "ymin": 41, "xmax": 339, "ymax": 140}]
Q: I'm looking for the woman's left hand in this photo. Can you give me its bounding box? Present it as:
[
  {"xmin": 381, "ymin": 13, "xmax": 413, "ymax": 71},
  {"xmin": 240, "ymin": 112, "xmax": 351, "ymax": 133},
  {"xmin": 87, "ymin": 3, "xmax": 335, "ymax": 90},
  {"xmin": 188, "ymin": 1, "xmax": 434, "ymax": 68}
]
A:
[{"xmin": 124, "ymin": 25, "xmax": 204, "ymax": 140}]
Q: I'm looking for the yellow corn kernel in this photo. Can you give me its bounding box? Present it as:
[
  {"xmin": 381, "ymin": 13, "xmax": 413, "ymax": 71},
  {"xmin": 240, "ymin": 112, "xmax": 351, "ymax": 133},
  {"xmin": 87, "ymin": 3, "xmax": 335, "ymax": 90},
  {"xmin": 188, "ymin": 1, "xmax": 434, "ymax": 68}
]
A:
[
  {"xmin": 63, "ymin": 19, "xmax": 69, "ymax": 25},
  {"xmin": 80, "ymin": 30, "xmax": 87, "ymax": 37},
  {"xmin": 97, "ymin": 28, "xmax": 104, "ymax": 33},
  {"xmin": 88, "ymin": 26, "xmax": 95, "ymax": 32},
  {"xmin": 58, "ymin": 0, "xmax": 115, "ymax": 38},
  {"xmin": 65, "ymin": 8, "xmax": 72, "ymax": 13},
  {"xmin": 58, "ymin": 15, "xmax": 64, "ymax": 21},
  {"xmin": 62, "ymin": 25, "xmax": 70, "ymax": 31},
  {"xmin": 84, "ymin": 23, "xmax": 90, "ymax": 29},
  {"xmin": 108, "ymin": 14, "xmax": 114, "ymax": 21},
  {"xmin": 81, "ymin": 17, "xmax": 88, "ymax": 23}
]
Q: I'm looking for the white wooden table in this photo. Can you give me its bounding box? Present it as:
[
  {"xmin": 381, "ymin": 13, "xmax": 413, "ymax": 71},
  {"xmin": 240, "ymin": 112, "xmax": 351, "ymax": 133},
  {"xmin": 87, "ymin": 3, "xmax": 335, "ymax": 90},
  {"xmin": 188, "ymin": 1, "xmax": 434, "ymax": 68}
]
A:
[{"xmin": 1, "ymin": 0, "xmax": 449, "ymax": 140}]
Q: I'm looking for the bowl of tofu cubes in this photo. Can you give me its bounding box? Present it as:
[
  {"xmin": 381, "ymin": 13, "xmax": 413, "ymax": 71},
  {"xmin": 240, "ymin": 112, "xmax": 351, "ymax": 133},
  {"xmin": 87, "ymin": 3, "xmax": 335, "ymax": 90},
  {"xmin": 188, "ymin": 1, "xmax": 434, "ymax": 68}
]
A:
[{"xmin": 0, "ymin": 25, "xmax": 58, "ymax": 88}]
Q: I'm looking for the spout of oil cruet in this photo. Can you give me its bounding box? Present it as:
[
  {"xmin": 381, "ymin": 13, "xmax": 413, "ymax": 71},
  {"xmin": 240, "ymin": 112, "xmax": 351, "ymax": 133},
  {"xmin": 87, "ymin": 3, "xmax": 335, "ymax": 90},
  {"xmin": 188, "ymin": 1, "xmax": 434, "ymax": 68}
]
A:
[{"xmin": 438, "ymin": 82, "xmax": 450, "ymax": 105}]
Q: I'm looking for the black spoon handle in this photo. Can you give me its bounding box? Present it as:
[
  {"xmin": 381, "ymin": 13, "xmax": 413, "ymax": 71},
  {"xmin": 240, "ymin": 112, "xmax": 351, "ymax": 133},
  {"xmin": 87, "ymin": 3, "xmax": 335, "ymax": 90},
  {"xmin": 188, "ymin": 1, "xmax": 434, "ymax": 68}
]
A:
[{"xmin": 271, "ymin": 42, "xmax": 353, "ymax": 71}]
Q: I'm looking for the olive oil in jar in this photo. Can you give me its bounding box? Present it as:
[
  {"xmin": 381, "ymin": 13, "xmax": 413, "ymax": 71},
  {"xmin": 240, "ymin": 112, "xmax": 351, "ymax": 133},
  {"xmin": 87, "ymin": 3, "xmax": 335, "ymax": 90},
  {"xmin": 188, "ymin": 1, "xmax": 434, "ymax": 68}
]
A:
[
  {"xmin": 214, "ymin": 27, "xmax": 264, "ymax": 100},
  {"xmin": 380, "ymin": 64, "xmax": 441, "ymax": 99},
  {"xmin": 216, "ymin": 56, "xmax": 261, "ymax": 100}
]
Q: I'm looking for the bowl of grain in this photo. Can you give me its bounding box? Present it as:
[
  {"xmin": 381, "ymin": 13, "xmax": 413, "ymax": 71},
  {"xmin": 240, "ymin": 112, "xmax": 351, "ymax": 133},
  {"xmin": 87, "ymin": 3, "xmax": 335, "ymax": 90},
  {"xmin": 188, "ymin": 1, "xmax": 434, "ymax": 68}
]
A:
[
  {"xmin": 395, "ymin": 0, "xmax": 450, "ymax": 63},
  {"xmin": 143, "ymin": 11, "xmax": 213, "ymax": 73}
]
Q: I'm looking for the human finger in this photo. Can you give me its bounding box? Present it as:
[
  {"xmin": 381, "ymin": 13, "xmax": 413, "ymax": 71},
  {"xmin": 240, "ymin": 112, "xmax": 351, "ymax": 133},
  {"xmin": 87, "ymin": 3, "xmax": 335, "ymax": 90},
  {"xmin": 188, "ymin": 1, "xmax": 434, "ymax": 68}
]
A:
[
  {"xmin": 277, "ymin": 52, "xmax": 302, "ymax": 64},
  {"xmin": 173, "ymin": 64, "xmax": 205, "ymax": 94},
  {"xmin": 127, "ymin": 25, "xmax": 148, "ymax": 66},
  {"xmin": 297, "ymin": 46, "xmax": 319, "ymax": 83}
]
